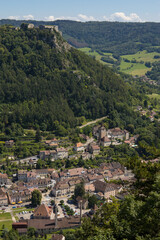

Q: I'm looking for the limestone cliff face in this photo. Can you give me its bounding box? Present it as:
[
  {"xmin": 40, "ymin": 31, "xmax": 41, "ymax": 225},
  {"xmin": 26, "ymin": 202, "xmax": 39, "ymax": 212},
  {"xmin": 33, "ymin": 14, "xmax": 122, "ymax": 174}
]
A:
[{"xmin": 53, "ymin": 30, "xmax": 72, "ymax": 52}]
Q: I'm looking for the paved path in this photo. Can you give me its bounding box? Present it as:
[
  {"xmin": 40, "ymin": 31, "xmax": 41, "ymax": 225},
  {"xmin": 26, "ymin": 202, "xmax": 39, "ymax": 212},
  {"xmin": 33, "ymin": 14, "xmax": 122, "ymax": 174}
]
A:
[
  {"xmin": 78, "ymin": 116, "xmax": 108, "ymax": 129},
  {"xmin": 10, "ymin": 211, "xmax": 16, "ymax": 222},
  {"xmin": 0, "ymin": 219, "xmax": 12, "ymax": 222},
  {"xmin": 83, "ymin": 137, "xmax": 94, "ymax": 146}
]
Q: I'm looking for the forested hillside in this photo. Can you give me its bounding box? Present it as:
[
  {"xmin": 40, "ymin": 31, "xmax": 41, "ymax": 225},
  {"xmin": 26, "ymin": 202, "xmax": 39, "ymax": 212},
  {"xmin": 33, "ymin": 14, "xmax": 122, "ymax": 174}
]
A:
[
  {"xmin": 2, "ymin": 19, "xmax": 160, "ymax": 76},
  {"xmin": 0, "ymin": 24, "xmax": 140, "ymax": 132},
  {"xmin": 146, "ymin": 61, "xmax": 160, "ymax": 82},
  {"xmin": 1, "ymin": 20, "xmax": 160, "ymax": 55},
  {"xmin": 54, "ymin": 21, "xmax": 160, "ymax": 55},
  {"xmin": 1, "ymin": 22, "xmax": 160, "ymax": 240}
]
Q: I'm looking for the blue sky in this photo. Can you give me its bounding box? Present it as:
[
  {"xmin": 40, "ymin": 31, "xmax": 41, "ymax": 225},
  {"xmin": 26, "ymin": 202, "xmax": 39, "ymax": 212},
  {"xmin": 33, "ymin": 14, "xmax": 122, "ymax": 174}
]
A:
[{"xmin": 1, "ymin": 0, "xmax": 160, "ymax": 22}]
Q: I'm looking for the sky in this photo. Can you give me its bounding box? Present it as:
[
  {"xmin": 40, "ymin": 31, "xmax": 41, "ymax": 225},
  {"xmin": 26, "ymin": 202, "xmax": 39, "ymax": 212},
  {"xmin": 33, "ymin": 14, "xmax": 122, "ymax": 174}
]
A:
[{"xmin": 1, "ymin": 0, "xmax": 160, "ymax": 22}]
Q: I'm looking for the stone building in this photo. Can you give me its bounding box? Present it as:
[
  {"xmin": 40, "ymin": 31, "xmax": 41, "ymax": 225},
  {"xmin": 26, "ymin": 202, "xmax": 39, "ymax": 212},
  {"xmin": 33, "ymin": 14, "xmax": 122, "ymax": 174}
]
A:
[
  {"xmin": 0, "ymin": 188, "xmax": 8, "ymax": 206},
  {"xmin": 0, "ymin": 173, "xmax": 9, "ymax": 185},
  {"xmin": 94, "ymin": 180, "xmax": 122, "ymax": 199},
  {"xmin": 33, "ymin": 204, "xmax": 54, "ymax": 219}
]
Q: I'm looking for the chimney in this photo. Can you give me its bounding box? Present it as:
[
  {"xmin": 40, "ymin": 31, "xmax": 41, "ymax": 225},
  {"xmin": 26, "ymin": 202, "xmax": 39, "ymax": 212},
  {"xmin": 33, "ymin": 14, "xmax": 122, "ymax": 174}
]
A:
[
  {"xmin": 55, "ymin": 204, "xmax": 58, "ymax": 227},
  {"xmin": 80, "ymin": 200, "xmax": 82, "ymax": 223}
]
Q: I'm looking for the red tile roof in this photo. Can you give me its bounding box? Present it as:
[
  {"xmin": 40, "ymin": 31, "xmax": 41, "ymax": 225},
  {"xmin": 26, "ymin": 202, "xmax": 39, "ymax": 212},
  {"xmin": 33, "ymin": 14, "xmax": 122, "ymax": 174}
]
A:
[
  {"xmin": 0, "ymin": 173, "xmax": 8, "ymax": 179},
  {"xmin": 75, "ymin": 142, "xmax": 84, "ymax": 148},
  {"xmin": 33, "ymin": 204, "xmax": 52, "ymax": 218}
]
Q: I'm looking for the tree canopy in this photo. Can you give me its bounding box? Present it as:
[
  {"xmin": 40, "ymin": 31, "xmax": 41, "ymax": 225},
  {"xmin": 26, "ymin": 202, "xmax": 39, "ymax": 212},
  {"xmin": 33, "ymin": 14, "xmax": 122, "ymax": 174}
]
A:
[
  {"xmin": 31, "ymin": 189, "xmax": 42, "ymax": 207},
  {"xmin": 0, "ymin": 25, "xmax": 140, "ymax": 133}
]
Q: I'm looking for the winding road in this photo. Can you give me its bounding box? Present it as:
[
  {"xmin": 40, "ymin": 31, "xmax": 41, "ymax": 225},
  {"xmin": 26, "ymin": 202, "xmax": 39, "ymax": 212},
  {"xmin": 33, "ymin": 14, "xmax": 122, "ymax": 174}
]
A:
[{"xmin": 78, "ymin": 116, "xmax": 108, "ymax": 129}]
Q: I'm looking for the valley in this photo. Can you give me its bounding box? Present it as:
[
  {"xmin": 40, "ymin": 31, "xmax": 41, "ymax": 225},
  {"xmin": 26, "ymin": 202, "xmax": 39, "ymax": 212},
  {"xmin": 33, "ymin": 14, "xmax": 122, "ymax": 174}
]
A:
[
  {"xmin": 0, "ymin": 20, "xmax": 160, "ymax": 240},
  {"xmin": 79, "ymin": 48, "xmax": 160, "ymax": 76}
]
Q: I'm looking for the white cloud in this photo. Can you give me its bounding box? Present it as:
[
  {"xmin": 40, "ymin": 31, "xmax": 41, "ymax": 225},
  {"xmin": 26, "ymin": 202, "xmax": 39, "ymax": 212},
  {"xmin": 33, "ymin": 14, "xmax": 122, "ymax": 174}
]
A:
[
  {"xmin": 43, "ymin": 13, "xmax": 142, "ymax": 22},
  {"xmin": 44, "ymin": 15, "xmax": 81, "ymax": 22},
  {"xmin": 23, "ymin": 14, "xmax": 34, "ymax": 20},
  {"xmin": 8, "ymin": 16, "xmax": 19, "ymax": 20},
  {"xmin": 44, "ymin": 16, "xmax": 55, "ymax": 21},
  {"xmin": 12, "ymin": 12, "xmax": 142, "ymax": 23},
  {"xmin": 107, "ymin": 12, "xmax": 142, "ymax": 22},
  {"xmin": 103, "ymin": 16, "xmax": 109, "ymax": 21},
  {"xmin": 78, "ymin": 14, "xmax": 95, "ymax": 21}
]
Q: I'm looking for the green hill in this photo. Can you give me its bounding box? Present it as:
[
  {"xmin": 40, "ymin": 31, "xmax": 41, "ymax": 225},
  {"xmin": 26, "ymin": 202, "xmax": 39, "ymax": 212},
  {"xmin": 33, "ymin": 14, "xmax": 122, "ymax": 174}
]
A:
[
  {"xmin": 0, "ymin": 24, "xmax": 140, "ymax": 132},
  {"xmin": 1, "ymin": 20, "xmax": 160, "ymax": 55},
  {"xmin": 2, "ymin": 20, "xmax": 160, "ymax": 76}
]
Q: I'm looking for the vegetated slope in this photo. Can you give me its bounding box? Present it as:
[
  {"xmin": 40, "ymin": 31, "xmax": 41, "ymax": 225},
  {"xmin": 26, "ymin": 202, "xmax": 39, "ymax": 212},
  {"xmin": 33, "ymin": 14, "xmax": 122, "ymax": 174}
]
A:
[
  {"xmin": 146, "ymin": 61, "xmax": 160, "ymax": 82},
  {"xmin": 1, "ymin": 20, "xmax": 160, "ymax": 56},
  {"xmin": 0, "ymin": 25, "xmax": 139, "ymax": 131},
  {"xmin": 54, "ymin": 21, "xmax": 160, "ymax": 55}
]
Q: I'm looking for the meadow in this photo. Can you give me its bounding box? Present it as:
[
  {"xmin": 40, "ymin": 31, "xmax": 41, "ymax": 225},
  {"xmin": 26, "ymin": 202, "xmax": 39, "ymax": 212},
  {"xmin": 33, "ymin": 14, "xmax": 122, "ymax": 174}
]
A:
[
  {"xmin": 147, "ymin": 93, "xmax": 160, "ymax": 100},
  {"xmin": 119, "ymin": 50, "xmax": 160, "ymax": 76},
  {"xmin": 122, "ymin": 51, "xmax": 160, "ymax": 63},
  {"xmin": 119, "ymin": 61, "xmax": 150, "ymax": 76},
  {"xmin": 0, "ymin": 221, "xmax": 13, "ymax": 231},
  {"xmin": 79, "ymin": 48, "xmax": 160, "ymax": 76},
  {"xmin": 0, "ymin": 213, "xmax": 12, "ymax": 220},
  {"xmin": 79, "ymin": 47, "xmax": 110, "ymax": 65}
]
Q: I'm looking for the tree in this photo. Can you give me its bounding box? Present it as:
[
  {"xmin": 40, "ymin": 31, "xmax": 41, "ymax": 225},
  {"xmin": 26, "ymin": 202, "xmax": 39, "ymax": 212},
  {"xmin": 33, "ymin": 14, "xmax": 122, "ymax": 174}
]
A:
[
  {"xmin": 145, "ymin": 62, "xmax": 151, "ymax": 68},
  {"xmin": 21, "ymin": 23, "xmax": 29, "ymax": 30},
  {"xmin": 2, "ymin": 229, "xmax": 19, "ymax": 240},
  {"xmin": 60, "ymin": 200, "xmax": 64, "ymax": 205},
  {"xmin": 74, "ymin": 181, "xmax": 85, "ymax": 199},
  {"xmin": 36, "ymin": 159, "xmax": 45, "ymax": 169},
  {"xmin": 88, "ymin": 195, "xmax": 98, "ymax": 209},
  {"xmin": 144, "ymin": 100, "xmax": 148, "ymax": 108},
  {"xmin": 78, "ymin": 158, "xmax": 85, "ymax": 167},
  {"xmin": 31, "ymin": 189, "xmax": 42, "ymax": 207},
  {"xmin": 65, "ymin": 159, "xmax": 72, "ymax": 168},
  {"xmin": 27, "ymin": 227, "xmax": 36, "ymax": 237},
  {"xmin": 1, "ymin": 224, "xmax": 8, "ymax": 239},
  {"xmin": 51, "ymin": 200, "xmax": 55, "ymax": 206},
  {"xmin": 126, "ymin": 124, "xmax": 134, "ymax": 134},
  {"xmin": 35, "ymin": 128, "xmax": 42, "ymax": 142}
]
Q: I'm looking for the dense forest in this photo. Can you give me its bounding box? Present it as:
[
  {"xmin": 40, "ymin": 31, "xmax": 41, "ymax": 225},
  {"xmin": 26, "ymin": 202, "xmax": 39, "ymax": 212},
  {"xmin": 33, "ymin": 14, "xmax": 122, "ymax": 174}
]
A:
[
  {"xmin": 1, "ymin": 20, "xmax": 160, "ymax": 55},
  {"xmin": 0, "ymin": 24, "xmax": 141, "ymax": 132},
  {"xmin": 54, "ymin": 21, "xmax": 160, "ymax": 55},
  {"xmin": 146, "ymin": 61, "xmax": 160, "ymax": 82}
]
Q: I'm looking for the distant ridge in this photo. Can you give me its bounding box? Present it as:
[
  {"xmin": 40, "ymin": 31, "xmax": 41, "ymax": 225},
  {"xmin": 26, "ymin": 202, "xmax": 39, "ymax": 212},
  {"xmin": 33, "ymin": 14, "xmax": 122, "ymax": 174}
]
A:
[{"xmin": 1, "ymin": 19, "xmax": 160, "ymax": 55}]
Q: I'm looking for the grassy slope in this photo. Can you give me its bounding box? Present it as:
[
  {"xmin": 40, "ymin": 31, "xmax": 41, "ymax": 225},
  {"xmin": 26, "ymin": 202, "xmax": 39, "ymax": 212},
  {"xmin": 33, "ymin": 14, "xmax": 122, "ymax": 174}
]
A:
[
  {"xmin": 147, "ymin": 93, "xmax": 160, "ymax": 100},
  {"xmin": 79, "ymin": 48, "xmax": 160, "ymax": 76},
  {"xmin": 120, "ymin": 51, "xmax": 160, "ymax": 76},
  {"xmin": 119, "ymin": 61, "xmax": 150, "ymax": 76},
  {"xmin": 79, "ymin": 47, "xmax": 110, "ymax": 65},
  {"xmin": 0, "ymin": 213, "xmax": 12, "ymax": 220},
  {"xmin": 122, "ymin": 51, "xmax": 160, "ymax": 63},
  {"xmin": 0, "ymin": 221, "xmax": 13, "ymax": 230},
  {"xmin": 0, "ymin": 213, "xmax": 12, "ymax": 231},
  {"xmin": 147, "ymin": 94, "xmax": 160, "ymax": 112}
]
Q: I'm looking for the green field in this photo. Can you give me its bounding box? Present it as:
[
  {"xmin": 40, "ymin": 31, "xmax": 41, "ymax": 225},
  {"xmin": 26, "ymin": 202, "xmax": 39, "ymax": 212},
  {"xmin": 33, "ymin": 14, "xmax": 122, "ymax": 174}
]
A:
[
  {"xmin": 119, "ymin": 61, "xmax": 151, "ymax": 76},
  {"xmin": 79, "ymin": 47, "xmax": 111, "ymax": 65},
  {"xmin": 0, "ymin": 221, "xmax": 13, "ymax": 231},
  {"xmin": 122, "ymin": 51, "xmax": 160, "ymax": 63},
  {"xmin": 0, "ymin": 213, "xmax": 12, "ymax": 232},
  {"xmin": 119, "ymin": 50, "xmax": 160, "ymax": 76},
  {"xmin": 0, "ymin": 213, "xmax": 12, "ymax": 220},
  {"xmin": 147, "ymin": 93, "xmax": 160, "ymax": 100},
  {"xmin": 79, "ymin": 48, "xmax": 160, "ymax": 77}
]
